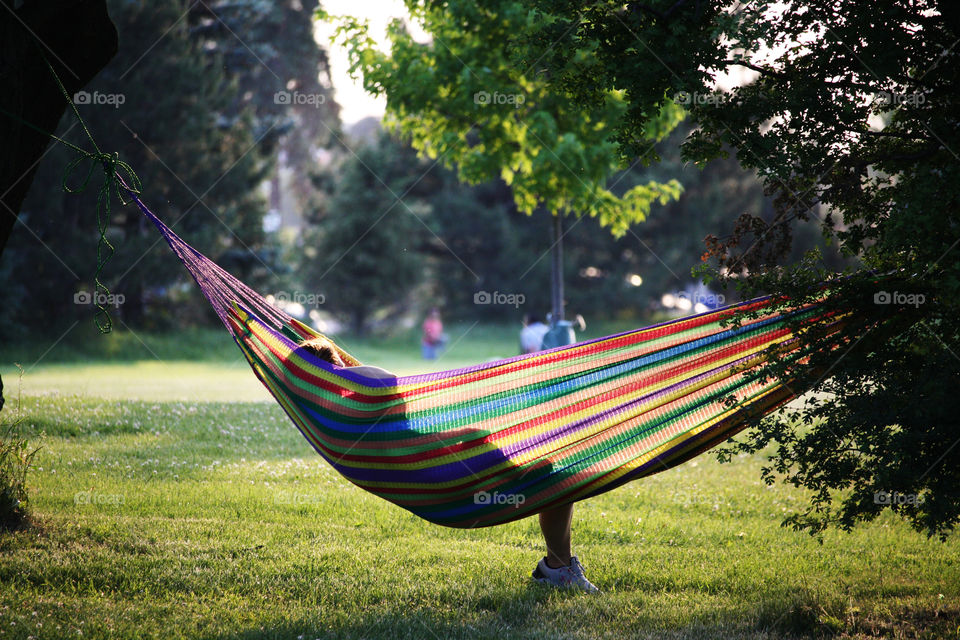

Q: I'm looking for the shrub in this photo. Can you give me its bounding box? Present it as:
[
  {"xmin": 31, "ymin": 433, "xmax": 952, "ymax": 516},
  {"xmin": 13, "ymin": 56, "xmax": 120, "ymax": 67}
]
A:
[{"xmin": 0, "ymin": 367, "xmax": 39, "ymax": 531}]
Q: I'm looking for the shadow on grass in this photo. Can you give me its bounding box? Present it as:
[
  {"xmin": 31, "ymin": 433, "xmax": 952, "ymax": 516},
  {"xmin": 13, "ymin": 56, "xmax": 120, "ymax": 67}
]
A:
[
  {"xmin": 755, "ymin": 588, "xmax": 960, "ymax": 639},
  {"xmin": 198, "ymin": 585, "xmax": 960, "ymax": 640},
  {"xmin": 199, "ymin": 586, "xmax": 769, "ymax": 640},
  {"xmin": 201, "ymin": 585, "xmax": 569, "ymax": 640}
]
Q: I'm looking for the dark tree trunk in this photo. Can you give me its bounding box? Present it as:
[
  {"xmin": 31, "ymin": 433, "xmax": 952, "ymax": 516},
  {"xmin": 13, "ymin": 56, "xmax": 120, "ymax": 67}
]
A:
[
  {"xmin": 0, "ymin": 0, "xmax": 118, "ymax": 412},
  {"xmin": 350, "ymin": 308, "xmax": 366, "ymax": 337},
  {"xmin": 549, "ymin": 213, "xmax": 564, "ymax": 323},
  {"xmin": 0, "ymin": 0, "xmax": 118, "ymax": 256}
]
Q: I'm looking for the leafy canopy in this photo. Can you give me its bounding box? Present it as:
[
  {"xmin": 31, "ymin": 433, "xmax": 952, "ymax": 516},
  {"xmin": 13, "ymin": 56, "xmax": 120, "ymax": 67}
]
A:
[
  {"xmin": 516, "ymin": 0, "xmax": 960, "ymax": 538},
  {"xmin": 319, "ymin": 1, "xmax": 684, "ymax": 236}
]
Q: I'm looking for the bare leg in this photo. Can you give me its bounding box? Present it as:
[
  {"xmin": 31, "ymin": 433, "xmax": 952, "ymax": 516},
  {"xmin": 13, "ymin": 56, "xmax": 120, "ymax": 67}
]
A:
[{"xmin": 538, "ymin": 503, "xmax": 574, "ymax": 568}]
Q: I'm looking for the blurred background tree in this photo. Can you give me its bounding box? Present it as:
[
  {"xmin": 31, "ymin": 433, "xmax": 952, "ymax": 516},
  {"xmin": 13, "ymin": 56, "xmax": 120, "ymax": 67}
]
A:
[
  {"xmin": 324, "ymin": 0, "xmax": 686, "ymax": 328},
  {"xmin": 9, "ymin": 0, "xmax": 269, "ymax": 330},
  {"xmin": 187, "ymin": 0, "xmax": 342, "ymax": 222},
  {"xmin": 297, "ymin": 133, "xmax": 436, "ymax": 334},
  {"xmin": 3, "ymin": 0, "xmax": 337, "ymax": 331}
]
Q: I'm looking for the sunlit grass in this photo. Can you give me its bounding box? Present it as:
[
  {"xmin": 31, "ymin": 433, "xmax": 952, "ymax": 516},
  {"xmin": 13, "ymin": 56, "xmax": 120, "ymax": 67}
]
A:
[{"xmin": 1, "ymin": 329, "xmax": 958, "ymax": 639}]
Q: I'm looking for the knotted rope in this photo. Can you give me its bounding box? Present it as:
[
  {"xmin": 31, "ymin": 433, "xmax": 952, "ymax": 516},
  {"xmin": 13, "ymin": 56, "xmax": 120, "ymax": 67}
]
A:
[{"xmin": 0, "ymin": 53, "xmax": 141, "ymax": 332}]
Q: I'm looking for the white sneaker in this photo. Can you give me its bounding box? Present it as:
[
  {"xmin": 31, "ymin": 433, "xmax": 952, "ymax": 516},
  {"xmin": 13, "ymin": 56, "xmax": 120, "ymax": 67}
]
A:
[{"xmin": 531, "ymin": 556, "xmax": 600, "ymax": 593}]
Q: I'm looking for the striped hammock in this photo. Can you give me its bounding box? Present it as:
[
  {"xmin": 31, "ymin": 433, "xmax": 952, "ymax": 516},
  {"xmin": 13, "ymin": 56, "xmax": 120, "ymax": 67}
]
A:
[{"xmin": 133, "ymin": 194, "xmax": 836, "ymax": 529}]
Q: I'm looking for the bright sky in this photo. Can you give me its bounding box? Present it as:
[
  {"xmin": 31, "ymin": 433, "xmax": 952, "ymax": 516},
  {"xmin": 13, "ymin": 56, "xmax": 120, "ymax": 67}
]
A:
[{"xmin": 315, "ymin": 0, "xmax": 426, "ymax": 125}]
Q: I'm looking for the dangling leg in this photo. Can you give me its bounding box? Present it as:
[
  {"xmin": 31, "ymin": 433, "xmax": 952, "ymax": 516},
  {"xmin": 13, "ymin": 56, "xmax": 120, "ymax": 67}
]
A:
[
  {"xmin": 531, "ymin": 503, "xmax": 599, "ymax": 592},
  {"xmin": 538, "ymin": 503, "xmax": 573, "ymax": 568}
]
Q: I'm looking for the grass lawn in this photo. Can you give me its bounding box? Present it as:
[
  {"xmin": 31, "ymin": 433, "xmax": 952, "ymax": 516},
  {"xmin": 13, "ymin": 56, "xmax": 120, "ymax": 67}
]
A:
[{"xmin": 1, "ymin": 326, "xmax": 958, "ymax": 639}]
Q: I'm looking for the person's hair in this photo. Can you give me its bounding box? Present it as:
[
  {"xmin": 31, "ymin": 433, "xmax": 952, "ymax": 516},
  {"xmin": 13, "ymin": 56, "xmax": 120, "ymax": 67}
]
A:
[
  {"xmin": 526, "ymin": 314, "xmax": 543, "ymax": 325},
  {"xmin": 300, "ymin": 336, "xmax": 345, "ymax": 366}
]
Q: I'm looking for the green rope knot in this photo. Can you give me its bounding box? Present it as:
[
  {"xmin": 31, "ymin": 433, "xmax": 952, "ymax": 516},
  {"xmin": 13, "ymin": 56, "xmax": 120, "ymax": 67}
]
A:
[
  {"xmin": 62, "ymin": 149, "xmax": 142, "ymax": 333},
  {"xmin": 38, "ymin": 53, "xmax": 142, "ymax": 334}
]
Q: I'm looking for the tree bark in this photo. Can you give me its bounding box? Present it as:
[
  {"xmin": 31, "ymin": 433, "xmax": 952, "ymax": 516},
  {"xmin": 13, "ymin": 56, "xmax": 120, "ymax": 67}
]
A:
[
  {"xmin": 0, "ymin": 0, "xmax": 117, "ymax": 412},
  {"xmin": 550, "ymin": 213, "xmax": 564, "ymax": 323},
  {"xmin": 0, "ymin": 0, "xmax": 118, "ymax": 257}
]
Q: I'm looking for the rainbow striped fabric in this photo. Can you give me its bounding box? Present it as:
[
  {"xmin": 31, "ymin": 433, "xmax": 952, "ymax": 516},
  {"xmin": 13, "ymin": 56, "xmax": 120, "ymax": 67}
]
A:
[
  {"xmin": 227, "ymin": 298, "xmax": 828, "ymax": 529},
  {"xmin": 130, "ymin": 191, "xmax": 833, "ymax": 529}
]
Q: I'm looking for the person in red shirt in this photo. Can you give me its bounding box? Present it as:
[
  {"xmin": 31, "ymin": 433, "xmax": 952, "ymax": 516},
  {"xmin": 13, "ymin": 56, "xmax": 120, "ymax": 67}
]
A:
[{"xmin": 421, "ymin": 308, "xmax": 446, "ymax": 360}]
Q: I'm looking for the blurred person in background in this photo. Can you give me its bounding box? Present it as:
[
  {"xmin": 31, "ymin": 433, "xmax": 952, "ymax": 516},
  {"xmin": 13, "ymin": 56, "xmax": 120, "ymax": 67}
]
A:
[
  {"xmin": 421, "ymin": 308, "xmax": 446, "ymax": 360},
  {"xmin": 520, "ymin": 314, "xmax": 550, "ymax": 354}
]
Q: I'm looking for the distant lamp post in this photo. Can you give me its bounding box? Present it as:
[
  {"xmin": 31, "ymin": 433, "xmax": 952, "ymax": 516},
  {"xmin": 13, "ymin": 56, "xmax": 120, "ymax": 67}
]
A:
[{"xmin": 541, "ymin": 214, "xmax": 576, "ymax": 350}]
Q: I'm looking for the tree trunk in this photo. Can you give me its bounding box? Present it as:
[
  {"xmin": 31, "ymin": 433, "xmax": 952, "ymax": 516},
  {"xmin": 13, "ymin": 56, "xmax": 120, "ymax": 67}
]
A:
[
  {"xmin": 350, "ymin": 308, "xmax": 366, "ymax": 336},
  {"xmin": 550, "ymin": 213, "xmax": 564, "ymax": 323},
  {"xmin": 0, "ymin": 0, "xmax": 118, "ymax": 412},
  {"xmin": 0, "ymin": 0, "xmax": 118, "ymax": 256}
]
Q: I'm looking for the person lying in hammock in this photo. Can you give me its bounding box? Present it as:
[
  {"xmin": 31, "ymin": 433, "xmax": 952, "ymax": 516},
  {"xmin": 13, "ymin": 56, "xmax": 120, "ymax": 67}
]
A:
[
  {"xmin": 300, "ymin": 335, "xmax": 600, "ymax": 593},
  {"xmin": 300, "ymin": 336, "xmax": 395, "ymax": 379}
]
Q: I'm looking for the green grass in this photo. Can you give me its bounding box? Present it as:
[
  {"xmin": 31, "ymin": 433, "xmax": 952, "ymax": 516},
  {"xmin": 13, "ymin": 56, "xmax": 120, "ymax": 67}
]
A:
[{"xmin": 1, "ymin": 328, "xmax": 958, "ymax": 639}]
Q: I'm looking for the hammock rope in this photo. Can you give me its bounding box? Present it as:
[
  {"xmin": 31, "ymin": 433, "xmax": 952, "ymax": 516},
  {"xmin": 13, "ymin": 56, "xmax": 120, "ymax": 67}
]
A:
[
  {"xmin": 129, "ymin": 189, "xmax": 842, "ymax": 528},
  {"xmin": 15, "ymin": 115, "xmax": 844, "ymax": 527}
]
